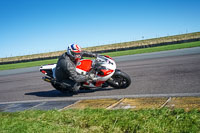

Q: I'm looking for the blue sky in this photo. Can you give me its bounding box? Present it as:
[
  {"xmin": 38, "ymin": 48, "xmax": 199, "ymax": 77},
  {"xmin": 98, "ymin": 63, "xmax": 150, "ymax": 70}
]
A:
[{"xmin": 0, "ymin": 0, "xmax": 200, "ymax": 58}]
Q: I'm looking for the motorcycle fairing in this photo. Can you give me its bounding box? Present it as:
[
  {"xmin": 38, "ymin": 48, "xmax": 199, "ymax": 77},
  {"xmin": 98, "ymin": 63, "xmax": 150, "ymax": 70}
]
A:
[{"xmin": 76, "ymin": 59, "xmax": 92, "ymax": 75}]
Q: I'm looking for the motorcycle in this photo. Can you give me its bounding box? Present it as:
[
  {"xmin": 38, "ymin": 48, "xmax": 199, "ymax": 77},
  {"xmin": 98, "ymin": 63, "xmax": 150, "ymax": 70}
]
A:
[{"xmin": 39, "ymin": 55, "xmax": 131, "ymax": 93}]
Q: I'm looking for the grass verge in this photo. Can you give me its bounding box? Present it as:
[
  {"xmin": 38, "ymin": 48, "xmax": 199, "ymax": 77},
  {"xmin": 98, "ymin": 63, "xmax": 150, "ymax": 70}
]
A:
[
  {"xmin": 0, "ymin": 59, "xmax": 58, "ymax": 71},
  {"xmin": 0, "ymin": 108, "xmax": 199, "ymax": 133},
  {"xmin": 104, "ymin": 40, "xmax": 200, "ymax": 57},
  {"xmin": 0, "ymin": 41, "xmax": 200, "ymax": 71}
]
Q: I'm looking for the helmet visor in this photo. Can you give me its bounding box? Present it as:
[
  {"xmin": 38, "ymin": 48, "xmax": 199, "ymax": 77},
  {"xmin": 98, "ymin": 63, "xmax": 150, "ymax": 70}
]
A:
[
  {"xmin": 75, "ymin": 54, "xmax": 81, "ymax": 59},
  {"xmin": 71, "ymin": 51, "xmax": 81, "ymax": 59}
]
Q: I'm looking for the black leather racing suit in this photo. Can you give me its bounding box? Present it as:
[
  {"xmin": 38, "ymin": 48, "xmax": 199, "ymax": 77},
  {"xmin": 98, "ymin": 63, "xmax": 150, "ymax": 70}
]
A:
[{"xmin": 54, "ymin": 51, "xmax": 97, "ymax": 92}]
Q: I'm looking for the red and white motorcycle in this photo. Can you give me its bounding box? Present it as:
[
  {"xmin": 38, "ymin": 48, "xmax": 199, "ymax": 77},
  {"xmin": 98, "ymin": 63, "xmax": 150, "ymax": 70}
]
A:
[{"xmin": 40, "ymin": 55, "xmax": 131, "ymax": 93}]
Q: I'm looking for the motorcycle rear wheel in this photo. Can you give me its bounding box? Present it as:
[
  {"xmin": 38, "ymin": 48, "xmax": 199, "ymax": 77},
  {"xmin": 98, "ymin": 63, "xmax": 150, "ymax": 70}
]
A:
[{"xmin": 107, "ymin": 70, "xmax": 131, "ymax": 89}]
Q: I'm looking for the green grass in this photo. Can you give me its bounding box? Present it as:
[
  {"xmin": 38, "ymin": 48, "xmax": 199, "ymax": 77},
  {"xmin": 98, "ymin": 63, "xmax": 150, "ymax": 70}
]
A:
[
  {"xmin": 104, "ymin": 40, "xmax": 200, "ymax": 57},
  {"xmin": 0, "ymin": 41, "xmax": 200, "ymax": 71},
  {"xmin": 0, "ymin": 108, "xmax": 199, "ymax": 133},
  {"xmin": 0, "ymin": 59, "xmax": 58, "ymax": 70}
]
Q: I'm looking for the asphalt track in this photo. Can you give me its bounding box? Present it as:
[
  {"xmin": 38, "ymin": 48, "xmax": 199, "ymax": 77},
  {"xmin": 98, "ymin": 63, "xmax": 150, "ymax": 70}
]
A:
[{"xmin": 0, "ymin": 47, "xmax": 200, "ymax": 107}]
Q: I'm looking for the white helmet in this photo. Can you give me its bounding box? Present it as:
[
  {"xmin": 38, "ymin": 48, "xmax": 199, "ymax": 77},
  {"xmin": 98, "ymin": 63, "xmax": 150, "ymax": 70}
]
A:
[{"xmin": 67, "ymin": 44, "xmax": 82, "ymax": 60}]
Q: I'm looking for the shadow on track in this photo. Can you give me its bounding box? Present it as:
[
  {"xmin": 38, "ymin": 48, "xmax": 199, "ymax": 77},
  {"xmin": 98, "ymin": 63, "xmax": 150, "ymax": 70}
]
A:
[
  {"xmin": 25, "ymin": 90, "xmax": 73, "ymax": 97},
  {"xmin": 25, "ymin": 87, "xmax": 115, "ymax": 97}
]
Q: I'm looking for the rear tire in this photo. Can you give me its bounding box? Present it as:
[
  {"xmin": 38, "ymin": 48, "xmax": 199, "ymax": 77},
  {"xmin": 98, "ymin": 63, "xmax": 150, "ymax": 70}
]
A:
[{"xmin": 107, "ymin": 70, "xmax": 131, "ymax": 89}]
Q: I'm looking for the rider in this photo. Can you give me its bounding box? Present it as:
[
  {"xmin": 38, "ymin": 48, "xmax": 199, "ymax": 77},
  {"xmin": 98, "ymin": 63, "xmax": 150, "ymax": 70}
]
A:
[{"xmin": 54, "ymin": 44, "xmax": 98, "ymax": 93}]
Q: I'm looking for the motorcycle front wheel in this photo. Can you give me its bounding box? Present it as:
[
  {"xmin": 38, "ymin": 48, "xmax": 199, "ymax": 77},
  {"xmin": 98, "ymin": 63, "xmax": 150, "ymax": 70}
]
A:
[{"xmin": 107, "ymin": 70, "xmax": 131, "ymax": 89}]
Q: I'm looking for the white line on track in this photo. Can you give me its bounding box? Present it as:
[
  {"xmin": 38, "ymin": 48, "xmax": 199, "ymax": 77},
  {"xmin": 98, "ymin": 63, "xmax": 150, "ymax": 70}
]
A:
[{"xmin": 0, "ymin": 92, "xmax": 200, "ymax": 104}]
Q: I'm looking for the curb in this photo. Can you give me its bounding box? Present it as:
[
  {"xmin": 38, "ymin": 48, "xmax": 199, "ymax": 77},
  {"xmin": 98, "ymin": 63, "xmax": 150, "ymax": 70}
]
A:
[
  {"xmin": 1, "ymin": 97, "xmax": 200, "ymax": 112},
  {"xmin": 62, "ymin": 97, "xmax": 200, "ymax": 111}
]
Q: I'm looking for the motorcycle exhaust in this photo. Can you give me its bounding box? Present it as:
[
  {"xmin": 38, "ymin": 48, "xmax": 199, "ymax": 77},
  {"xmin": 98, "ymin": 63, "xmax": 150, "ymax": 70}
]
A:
[{"xmin": 42, "ymin": 76, "xmax": 52, "ymax": 83}]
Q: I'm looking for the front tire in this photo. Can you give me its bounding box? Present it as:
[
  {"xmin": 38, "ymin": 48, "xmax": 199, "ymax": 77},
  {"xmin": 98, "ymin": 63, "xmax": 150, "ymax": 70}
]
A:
[{"xmin": 107, "ymin": 70, "xmax": 131, "ymax": 89}]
